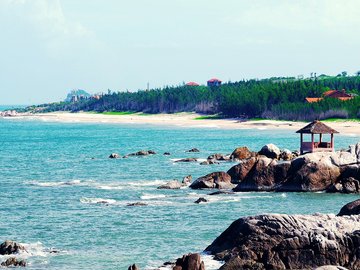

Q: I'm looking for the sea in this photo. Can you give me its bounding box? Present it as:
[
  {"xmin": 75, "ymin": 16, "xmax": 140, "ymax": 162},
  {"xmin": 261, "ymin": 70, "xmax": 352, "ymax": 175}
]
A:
[{"xmin": 0, "ymin": 112, "xmax": 359, "ymax": 269}]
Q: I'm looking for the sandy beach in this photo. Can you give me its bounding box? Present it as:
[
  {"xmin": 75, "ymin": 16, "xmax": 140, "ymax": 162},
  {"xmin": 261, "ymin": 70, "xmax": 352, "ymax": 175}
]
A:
[{"xmin": 4, "ymin": 111, "xmax": 360, "ymax": 136}]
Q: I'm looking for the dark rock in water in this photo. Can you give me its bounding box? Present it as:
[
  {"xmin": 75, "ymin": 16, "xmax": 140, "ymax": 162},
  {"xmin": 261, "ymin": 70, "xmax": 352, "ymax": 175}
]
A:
[
  {"xmin": 175, "ymin": 158, "xmax": 198, "ymax": 163},
  {"xmin": 207, "ymin": 153, "xmax": 230, "ymax": 161},
  {"xmin": 194, "ymin": 197, "xmax": 208, "ymax": 204},
  {"xmin": 206, "ymin": 212, "xmax": 360, "ymax": 270},
  {"xmin": 158, "ymin": 180, "xmax": 182, "ymax": 189},
  {"xmin": 128, "ymin": 264, "xmax": 139, "ymax": 270},
  {"xmin": 0, "ymin": 240, "xmax": 26, "ymax": 255},
  {"xmin": 174, "ymin": 253, "xmax": 205, "ymax": 270},
  {"xmin": 126, "ymin": 202, "xmax": 147, "ymax": 207},
  {"xmin": 229, "ymin": 146, "xmax": 252, "ymax": 160},
  {"xmin": 109, "ymin": 153, "xmax": 120, "ymax": 159},
  {"xmin": 208, "ymin": 190, "xmax": 235, "ymax": 196},
  {"xmin": 327, "ymin": 177, "xmax": 360, "ymax": 194},
  {"xmin": 186, "ymin": 148, "xmax": 200, "ymax": 153},
  {"xmin": 200, "ymin": 160, "xmax": 219, "ymax": 165},
  {"xmin": 227, "ymin": 157, "xmax": 256, "ymax": 184},
  {"xmin": 258, "ymin": 143, "xmax": 280, "ymax": 159},
  {"xmin": 163, "ymin": 152, "xmax": 171, "ymax": 155},
  {"xmin": 1, "ymin": 257, "xmax": 26, "ymax": 267},
  {"xmin": 337, "ymin": 199, "xmax": 360, "ymax": 216},
  {"xmin": 182, "ymin": 175, "xmax": 192, "ymax": 185},
  {"xmin": 128, "ymin": 150, "xmax": 156, "ymax": 156},
  {"xmin": 190, "ymin": 172, "xmax": 234, "ymax": 189}
]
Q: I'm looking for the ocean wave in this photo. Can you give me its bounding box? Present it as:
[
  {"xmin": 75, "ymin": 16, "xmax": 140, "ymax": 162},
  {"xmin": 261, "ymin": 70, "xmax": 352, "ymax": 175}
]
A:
[
  {"xmin": 95, "ymin": 184, "xmax": 124, "ymax": 190},
  {"xmin": 27, "ymin": 180, "xmax": 84, "ymax": 187},
  {"xmin": 201, "ymin": 253, "xmax": 224, "ymax": 270},
  {"xmin": 128, "ymin": 180, "xmax": 167, "ymax": 187},
  {"xmin": 80, "ymin": 197, "xmax": 117, "ymax": 205},
  {"xmin": 140, "ymin": 194, "xmax": 167, "ymax": 200}
]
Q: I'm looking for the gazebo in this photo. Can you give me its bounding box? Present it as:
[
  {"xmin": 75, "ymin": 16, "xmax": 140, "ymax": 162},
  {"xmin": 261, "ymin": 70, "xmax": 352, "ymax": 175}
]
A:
[{"xmin": 296, "ymin": 120, "xmax": 339, "ymax": 154}]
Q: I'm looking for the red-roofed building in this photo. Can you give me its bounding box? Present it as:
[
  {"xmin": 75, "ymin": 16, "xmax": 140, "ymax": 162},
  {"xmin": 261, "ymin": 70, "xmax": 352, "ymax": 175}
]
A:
[
  {"xmin": 207, "ymin": 78, "xmax": 222, "ymax": 87},
  {"xmin": 305, "ymin": 89, "xmax": 353, "ymax": 103},
  {"xmin": 185, "ymin": 82, "xmax": 200, "ymax": 86}
]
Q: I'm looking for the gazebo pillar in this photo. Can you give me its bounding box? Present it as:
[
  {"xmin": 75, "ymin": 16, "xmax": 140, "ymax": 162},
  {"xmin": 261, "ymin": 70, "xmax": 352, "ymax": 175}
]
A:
[
  {"xmin": 319, "ymin": 133, "xmax": 322, "ymax": 143},
  {"xmin": 331, "ymin": 133, "xmax": 334, "ymax": 150},
  {"xmin": 311, "ymin": 133, "xmax": 314, "ymax": 151},
  {"xmin": 300, "ymin": 133, "xmax": 303, "ymax": 154}
]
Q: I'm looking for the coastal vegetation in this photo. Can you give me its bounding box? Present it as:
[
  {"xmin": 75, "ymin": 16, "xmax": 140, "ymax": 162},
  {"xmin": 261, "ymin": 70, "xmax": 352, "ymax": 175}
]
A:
[{"xmin": 26, "ymin": 75, "xmax": 360, "ymax": 121}]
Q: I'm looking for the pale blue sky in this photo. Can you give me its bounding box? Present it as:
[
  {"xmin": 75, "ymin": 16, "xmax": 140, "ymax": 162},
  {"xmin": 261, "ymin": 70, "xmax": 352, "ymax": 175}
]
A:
[{"xmin": 1, "ymin": 0, "xmax": 360, "ymax": 104}]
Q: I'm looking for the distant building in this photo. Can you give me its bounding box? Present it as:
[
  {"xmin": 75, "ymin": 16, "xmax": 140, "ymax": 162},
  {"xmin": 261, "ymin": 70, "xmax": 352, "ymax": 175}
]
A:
[
  {"xmin": 207, "ymin": 78, "xmax": 222, "ymax": 87},
  {"xmin": 185, "ymin": 82, "xmax": 200, "ymax": 86},
  {"xmin": 305, "ymin": 89, "xmax": 353, "ymax": 103}
]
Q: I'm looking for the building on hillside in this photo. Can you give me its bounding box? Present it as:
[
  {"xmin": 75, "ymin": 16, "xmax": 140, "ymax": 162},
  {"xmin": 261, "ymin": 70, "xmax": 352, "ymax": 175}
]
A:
[
  {"xmin": 296, "ymin": 120, "xmax": 338, "ymax": 154},
  {"xmin": 305, "ymin": 89, "xmax": 353, "ymax": 103},
  {"xmin": 207, "ymin": 78, "xmax": 222, "ymax": 87},
  {"xmin": 185, "ymin": 82, "xmax": 200, "ymax": 86}
]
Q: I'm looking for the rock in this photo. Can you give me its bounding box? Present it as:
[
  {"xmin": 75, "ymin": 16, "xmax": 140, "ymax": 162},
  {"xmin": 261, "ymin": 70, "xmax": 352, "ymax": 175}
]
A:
[
  {"xmin": 207, "ymin": 153, "xmax": 230, "ymax": 161},
  {"xmin": 126, "ymin": 202, "xmax": 147, "ymax": 207},
  {"xmin": 229, "ymin": 146, "xmax": 252, "ymax": 160},
  {"xmin": 190, "ymin": 172, "xmax": 234, "ymax": 189},
  {"xmin": 128, "ymin": 264, "xmax": 140, "ymax": 270},
  {"xmin": 158, "ymin": 180, "xmax": 183, "ymax": 189},
  {"xmin": 1, "ymin": 257, "xmax": 26, "ymax": 267},
  {"xmin": 280, "ymin": 149, "xmax": 293, "ymax": 161},
  {"xmin": 339, "ymin": 164, "xmax": 360, "ymax": 180},
  {"xmin": 258, "ymin": 143, "xmax": 281, "ymax": 159},
  {"xmin": 328, "ymin": 177, "xmax": 360, "ymax": 194},
  {"xmin": 206, "ymin": 212, "xmax": 360, "ymax": 270},
  {"xmin": 163, "ymin": 152, "xmax": 171, "ymax": 155},
  {"xmin": 182, "ymin": 175, "xmax": 192, "ymax": 185},
  {"xmin": 208, "ymin": 190, "xmax": 235, "ymax": 195},
  {"xmin": 0, "ymin": 240, "xmax": 26, "ymax": 255},
  {"xmin": 227, "ymin": 157, "xmax": 257, "ymax": 184},
  {"xmin": 128, "ymin": 150, "xmax": 156, "ymax": 156},
  {"xmin": 314, "ymin": 266, "xmax": 349, "ymax": 270},
  {"xmin": 194, "ymin": 197, "xmax": 208, "ymax": 204},
  {"xmin": 109, "ymin": 153, "xmax": 120, "ymax": 159},
  {"xmin": 337, "ymin": 199, "xmax": 360, "ymax": 216},
  {"xmin": 279, "ymin": 152, "xmax": 341, "ymax": 192},
  {"xmin": 174, "ymin": 253, "xmax": 205, "ymax": 270},
  {"xmin": 200, "ymin": 160, "xmax": 219, "ymax": 165},
  {"xmin": 175, "ymin": 158, "xmax": 198, "ymax": 163},
  {"xmin": 186, "ymin": 148, "xmax": 200, "ymax": 153}
]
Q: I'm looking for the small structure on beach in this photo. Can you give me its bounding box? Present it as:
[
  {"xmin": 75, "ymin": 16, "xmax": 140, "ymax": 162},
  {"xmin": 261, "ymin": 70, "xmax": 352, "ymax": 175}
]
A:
[{"xmin": 296, "ymin": 120, "xmax": 339, "ymax": 154}]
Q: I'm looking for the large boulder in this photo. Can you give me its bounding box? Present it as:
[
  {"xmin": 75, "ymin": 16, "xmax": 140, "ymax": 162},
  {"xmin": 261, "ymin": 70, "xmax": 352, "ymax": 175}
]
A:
[
  {"xmin": 0, "ymin": 240, "xmax": 26, "ymax": 255},
  {"xmin": 227, "ymin": 157, "xmax": 257, "ymax": 184},
  {"xmin": 337, "ymin": 199, "xmax": 360, "ymax": 216},
  {"xmin": 258, "ymin": 143, "xmax": 281, "ymax": 159},
  {"xmin": 327, "ymin": 177, "xmax": 360, "ymax": 194},
  {"xmin": 190, "ymin": 172, "xmax": 234, "ymax": 189},
  {"xmin": 206, "ymin": 212, "xmax": 360, "ymax": 270},
  {"xmin": 230, "ymin": 147, "xmax": 252, "ymax": 160},
  {"xmin": 279, "ymin": 153, "xmax": 341, "ymax": 192},
  {"xmin": 173, "ymin": 253, "xmax": 205, "ymax": 270}
]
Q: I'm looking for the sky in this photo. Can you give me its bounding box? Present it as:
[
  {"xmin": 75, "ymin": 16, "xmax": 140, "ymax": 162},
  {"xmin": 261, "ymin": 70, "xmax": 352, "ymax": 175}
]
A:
[{"xmin": 1, "ymin": 0, "xmax": 360, "ymax": 105}]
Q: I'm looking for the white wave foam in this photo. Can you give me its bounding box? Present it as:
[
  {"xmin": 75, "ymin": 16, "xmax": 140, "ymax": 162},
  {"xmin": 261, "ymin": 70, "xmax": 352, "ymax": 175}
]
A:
[
  {"xmin": 140, "ymin": 194, "xmax": 167, "ymax": 200},
  {"xmin": 128, "ymin": 180, "xmax": 167, "ymax": 187},
  {"xmin": 96, "ymin": 184, "xmax": 124, "ymax": 190},
  {"xmin": 80, "ymin": 197, "xmax": 117, "ymax": 205},
  {"xmin": 201, "ymin": 253, "xmax": 224, "ymax": 270},
  {"xmin": 28, "ymin": 180, "xmax": 84, "ymax": 187}
]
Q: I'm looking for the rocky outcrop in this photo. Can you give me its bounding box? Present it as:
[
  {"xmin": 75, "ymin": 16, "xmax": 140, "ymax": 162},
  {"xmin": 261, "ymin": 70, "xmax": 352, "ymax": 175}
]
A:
[
  {"xmin": 258, "ymin": 143, "xmax": 281, "ymax": 159},
  {"xmin": 158, "ymin": 180, "xmax": 183, "ymax": 189},
  {"xmin": 206, "ymin": 211, "xmax": 360, "ymax": 270},
  {"xmin": 229, "ymin": 147, "xmax": 252, "ymax": 160},
  {"xmin": 227, "ymin": 157, "xmax": 257, "ymax": 184},
  {"xmin": 190, "ymin": 172, "xmax": 234, "ymax": 189},
  {"xmin": 1, "ymin": 257, "xmax": 26, "ymax": 267},
  {"xmin": 0, "ymin": 240, "xmax": 26, "ymax": 255},
  {"xmin": 337, "ymin": 199, "xmax": 360, "ymax": 216},
  {"xmin": 173, "ymin": 253, "xmax": 205, "ymax": 270},
  {"xmin": 175, "ymin": 158, "xmax": 198, "ymax": 163},
  {"xmin": 109, "ymin": 153, "xmax": 120, "ymax": 159},
  {"xmin": 327, "ymin": 177, "xmax": 360, "ymax": 193}
]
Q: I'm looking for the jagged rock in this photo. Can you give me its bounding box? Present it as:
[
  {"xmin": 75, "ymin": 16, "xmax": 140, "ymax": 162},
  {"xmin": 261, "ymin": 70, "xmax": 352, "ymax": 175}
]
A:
[
  {"xmin": 194, "ymin": 197, "xmax": 208, "ymax": 204},
  {"xmin": 0, "ymin": 240, "xmax": 26, "ymax": 255},
  {"xmin": 190, "ymin": 172, "xmax": 234, "ymax": 189},
  {"xmin": 258, "ymin": 143, "xmax": 281, "ymax": 159},
  {"xmin": 109, "ymin": 153, "xmax": 120, "ymax": 159},
  {"xmin": 158, "ymin": 180, "xmax": 183, "ymax": 189},
  {"xmin": 175, "ymin": 158, "xmax": 198, "ymax": 163},
  {"xmin": 182, "ymin": 175, "xmax": 192, "ymax": 185},
  {"xmin": 126, "ymin": 202, "xmax": 147, "ymax": 207},
  {"xmin": 207, "ymin": 153, "xmax": 230, "ymax": 161},
  {"xmin": 230, "ymin": 146, "xmax": 252, "ymax": 160},
  {"xmin": 337, "ymin": 199, "xmax": 360, "ymax": 216},
  {"xmin": 163, "ymin": 152, "xmax": 171, "ymax": 155},
  {"xmin": 1, "ymin": 257, "xmax": 26, "ymax": 267},
  {"xmin": 206, "ymin": 211, "xmax": 360, "ymax": 270},
  {"xmin": 174, "ymin": 253, "xmax": 205, "ymax": 270},
  {"xmin": 186, "ymin": 148, "xmax": 200, "ymax": 153},
  {"xmin": 227, "ymin": 157, "xmax": 257, "ymax": 184},
  {"xmin": 128, "ymin": 264, "xmax": 140, "ymax": 270},
  {"xmin": 280, "ymin": 149, "xmax": 293, "ymax": 161}
]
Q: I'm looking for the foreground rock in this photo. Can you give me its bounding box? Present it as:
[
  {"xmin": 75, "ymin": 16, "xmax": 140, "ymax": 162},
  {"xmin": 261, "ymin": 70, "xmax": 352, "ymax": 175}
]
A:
[
  {"xmin": 190, "ymin": 172, "xmax": 234, "ymax": 189},
  {"xmin": 337, "ymin": 199, "xmax": 360, "ymax": 216},
  {"xmin": 0, "ymin": 240, "xmax": 26, "ymax": 255},
  {"xmin": 206, "ymin": 211, "xmax": 360, "ymax": 270},
  {"xmin": 173, "ymin": 253, "xmax": 205, "ymax": 270},
  {"xmin": 1, "ymin": 257, "xmax": 26, "ymax": 267},
  {"xmin": 158, "ymin": 180, "xmax": 183, "ymax": 189}
]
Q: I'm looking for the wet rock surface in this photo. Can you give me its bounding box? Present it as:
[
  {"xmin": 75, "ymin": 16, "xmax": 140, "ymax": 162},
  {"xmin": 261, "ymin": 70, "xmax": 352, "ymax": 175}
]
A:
[{"xmin": 190, "ymin": 172, "xmax": 234, "ymax": 189}]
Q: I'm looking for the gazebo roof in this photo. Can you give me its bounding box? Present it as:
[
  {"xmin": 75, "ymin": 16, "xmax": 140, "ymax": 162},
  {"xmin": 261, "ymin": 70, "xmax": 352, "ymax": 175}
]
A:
[{"xmin": 296, "ymin": 120, "xmax": 339, "ymax": 134}]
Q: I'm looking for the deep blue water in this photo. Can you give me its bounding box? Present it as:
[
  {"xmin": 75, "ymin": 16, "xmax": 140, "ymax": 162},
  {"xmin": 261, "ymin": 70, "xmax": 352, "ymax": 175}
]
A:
[{"xmin": 0, "ymin": 117, "xmax": 359, "ymax": 269}]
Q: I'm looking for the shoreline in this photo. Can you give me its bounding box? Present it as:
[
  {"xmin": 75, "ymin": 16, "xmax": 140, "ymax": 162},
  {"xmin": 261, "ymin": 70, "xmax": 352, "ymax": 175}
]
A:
[{"xmin": 3, "ymin": 111, "xmax": 360, "ymax": 135}]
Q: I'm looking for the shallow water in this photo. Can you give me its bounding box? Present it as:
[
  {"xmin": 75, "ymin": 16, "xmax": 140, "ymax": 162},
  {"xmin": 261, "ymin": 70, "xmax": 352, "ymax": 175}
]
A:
[{"xmin": 0, "ymin": 118, "xmax": 359, "ymax": 269}]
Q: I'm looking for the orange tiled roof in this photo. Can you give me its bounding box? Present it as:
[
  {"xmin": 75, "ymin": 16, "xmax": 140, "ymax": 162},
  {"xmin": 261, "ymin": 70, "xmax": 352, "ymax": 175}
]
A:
[{"xmin": 305, "ymin": 97, "xmax": 323, "ymax": 103}]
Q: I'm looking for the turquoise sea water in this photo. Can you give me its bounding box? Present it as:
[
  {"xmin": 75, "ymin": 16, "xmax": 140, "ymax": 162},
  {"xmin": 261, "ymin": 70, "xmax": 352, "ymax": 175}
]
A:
[{"xmin": 1, "ymin": 117, "xmax": 359, "ymax": 269}]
